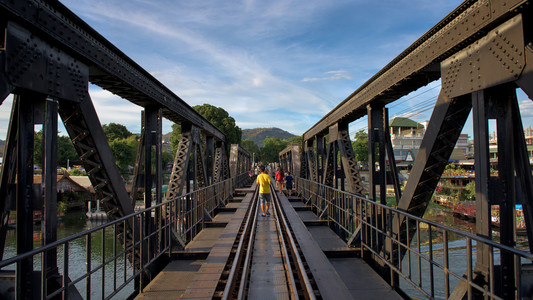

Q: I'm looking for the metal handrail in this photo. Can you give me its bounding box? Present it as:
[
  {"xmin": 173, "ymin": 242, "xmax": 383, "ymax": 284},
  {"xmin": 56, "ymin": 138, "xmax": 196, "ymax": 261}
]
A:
[
  {"xmin": 295, "ymin": 177, "xmax": 533, "ymax": 299},
  {"xmin": 0, "ymin": 173, "xmax": 251, "ymax": 299}
]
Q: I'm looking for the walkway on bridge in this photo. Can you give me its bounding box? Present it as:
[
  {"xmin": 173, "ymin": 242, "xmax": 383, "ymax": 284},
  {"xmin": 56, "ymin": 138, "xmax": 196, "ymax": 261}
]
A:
[{"xmin": 136, "ymin": 183, "xmax": 401, "ymax": 299}]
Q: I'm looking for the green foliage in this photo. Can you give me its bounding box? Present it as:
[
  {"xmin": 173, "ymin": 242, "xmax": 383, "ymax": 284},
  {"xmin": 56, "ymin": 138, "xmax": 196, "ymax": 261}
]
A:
[
  {"xmin": 33, "ymin": 131, "xmax": 78, "ymax": 167},
  {"xmin": 103, "ymin": 123, "xmax": 133, "ymax": 141},
  {"xmin": 57, "ymin": 135, "xmax": 78, "ymax": 167},
  {"xmin": 34, "ymin": 130, "xmax": 43, "ymax": 166},
  {"xmin": 170, "ymin": 123, "xmax": 182, "ymax": 155},
  {"xmin": 109, "ymin": 135, "xmax": 138, "ymax": 171},
  {"xmin": 193, "ymin": 104, "xmax": 242, "ymax": 145},
  {"xmin": 241, "ymin": 139, "xmax": 260, "ymax": 160},
  {"xmin": 242, "ymin": 128, "xmax": 296, "ymax": 147},
  {"xmin": 444, "ymin": 163, "xmax": 466, "ymax": 174},
  {"xmin": 57, "ymin": 201, "xmax": 67, "ymax": 214},
  {"xmin": 351, "ymin": 129, "xmax": 368, "ymax": 162},
  {"xmin": 170, "ymin": 104, "xmax": 242, "ymax": 154},
  {"xmin": 68, "ymin": 168, "xmax": 85, "ymax": 176},
  {"xmin": 162, "ymin": 151, "xmax": 174, "ymax": 170},
  {"xmin": 465, "ymin": 181, "xmax": 476, "ymax": 200},
  {"xmin": 261, "ymin": 136, "xmax": 289, "ymax": 162},
  {"xmin": 287, "ymin": 136, "xmax": 302, "ymax": 146}
]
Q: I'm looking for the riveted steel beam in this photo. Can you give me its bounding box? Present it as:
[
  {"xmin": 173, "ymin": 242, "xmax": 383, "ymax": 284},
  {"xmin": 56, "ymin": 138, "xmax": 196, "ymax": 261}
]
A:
[
  {"xmin": 303, "ymin": 0, "xmax": 530, "ymax": 142},
  {"xmin": 279, "ymin": 144, "xmax": 301, "ymax": 177},
  {"xmin": 213, "ymin": 141, "xmax": 229, "ymax": 183},
  {"xmin": 0, "ymin": 0, "xmax": 226, "ymax": 142},
  {"xmin": 230, "ymin": 144, "xmax": 251, "ymax": 178},
  {"xmin": 166, "ymin": 124, "xmax": 197, "ymax": 200}
]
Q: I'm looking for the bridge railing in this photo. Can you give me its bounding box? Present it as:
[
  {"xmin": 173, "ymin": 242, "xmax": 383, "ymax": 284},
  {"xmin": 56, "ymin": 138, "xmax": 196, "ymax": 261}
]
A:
[
  {"xmin": 295, "ymin": 177, "xmax": 533, "ymax": 299},
  {"xmin": 0, "ymin": 173, "xmax": 250, "ymax": 299}
]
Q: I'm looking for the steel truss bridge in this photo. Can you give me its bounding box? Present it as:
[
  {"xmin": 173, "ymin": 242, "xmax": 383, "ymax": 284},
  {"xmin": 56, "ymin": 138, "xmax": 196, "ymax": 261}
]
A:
[{"xmin": 0, "ymin": 0, "xmax": 533, "ymax": 299}]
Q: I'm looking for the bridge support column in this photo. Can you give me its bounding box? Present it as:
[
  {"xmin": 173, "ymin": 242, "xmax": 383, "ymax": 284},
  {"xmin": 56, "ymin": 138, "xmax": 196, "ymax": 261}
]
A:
[
  {"xmin": 16, "ymin": 94, "xmax": 36, "ymax": 300},
  {"xmin": 305, "ymin": 139, "xmax": 318, "ymax": 183},
  {"xmin": 42, "ymin": 97, "xmax": 60, "ymax": 290},
  {"xmin": 205, "ymin": 136, "xmax": 214, "ymax": 185},
  {"xmin": 316, "ymin": 135, "xmax": 326, "ymax": 183},
  {"xmin": 213, "ymin": 141, "xmax": 229, "ymax": 183},
  {"xmin": 459, "ymin": 84, "xmax": 533, "ymax": 299}
]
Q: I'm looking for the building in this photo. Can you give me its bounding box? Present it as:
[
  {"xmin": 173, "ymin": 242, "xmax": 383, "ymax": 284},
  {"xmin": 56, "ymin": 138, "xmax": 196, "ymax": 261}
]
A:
[
  {"xmin": 389, "ymin": 117, "xmax": 425, "ymax": 162},
  {"xmin": 488, "ymin": 126, "xmax": 533, "ymax": 164},
  {"xmin": 389, "ymin": 117, "xmax": 473, "ymax": 165}
]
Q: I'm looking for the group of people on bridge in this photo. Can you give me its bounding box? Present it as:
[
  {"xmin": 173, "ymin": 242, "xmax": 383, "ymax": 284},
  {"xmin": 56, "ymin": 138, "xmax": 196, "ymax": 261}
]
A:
[{"xmin": 251, "ymin": 163, "xmax": 294, "ymax": 217}]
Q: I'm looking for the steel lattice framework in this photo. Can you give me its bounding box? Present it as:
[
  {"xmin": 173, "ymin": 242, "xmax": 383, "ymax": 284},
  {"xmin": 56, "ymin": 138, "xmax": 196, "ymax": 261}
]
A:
[
  {"xmin": 296, "ymin": 0, "xmax": 533, "ymax": 297},
  {"xmin": 0, "ymin": 0, "xmax": 251, "ymax": 296}
]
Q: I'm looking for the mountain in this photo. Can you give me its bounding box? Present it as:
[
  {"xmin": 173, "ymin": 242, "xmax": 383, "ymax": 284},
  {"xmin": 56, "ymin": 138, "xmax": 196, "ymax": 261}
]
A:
[{"xmin": 242, "ymin": 127, "xmax": 296, "ymax": 147}]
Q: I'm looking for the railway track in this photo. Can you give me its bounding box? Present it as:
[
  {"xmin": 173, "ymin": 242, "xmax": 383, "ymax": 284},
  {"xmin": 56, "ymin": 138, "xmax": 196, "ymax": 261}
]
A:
[{"xmin": 216, "ymin": 184, "xmax": 320, "ymax": 299}]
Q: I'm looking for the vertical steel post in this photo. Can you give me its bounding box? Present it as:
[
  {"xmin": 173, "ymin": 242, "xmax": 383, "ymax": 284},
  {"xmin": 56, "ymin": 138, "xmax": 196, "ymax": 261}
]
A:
[
  {"xmin": 16, "ymin": 94, "xmax": 35, "ymax": 299},
  {"xmin": 494, "ymin": 88, "xmax": 516, "ymax": 298},
  {"xmin": 0, "ymin": 96, "xmax": 19, "ymax": 260},
  {"xmin": 206, "ymin": 136, "xmax": 214, "ymax": 185},
  {"xmin": 42, "ymin": 97, "xmax": 59, "ymax": 286},
  {"xmin": 367, "ymin": 104, "xmax": 386, "ymax": 205},
  {"xmin": 130, "ymin": 112, "xmax": 145, "ymax": 206},
  {"xmin": 383, "ymin": 108, "xmax": 402, "ymax": 203},
  {"xmin": 472, "ymin": 90, "xmax": 492, "ymax": 279}
]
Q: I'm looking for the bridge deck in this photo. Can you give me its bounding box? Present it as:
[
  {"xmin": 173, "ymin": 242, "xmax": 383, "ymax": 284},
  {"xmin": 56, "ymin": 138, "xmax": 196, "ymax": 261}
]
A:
[
  {"xmin": 136, "ymin": 187, "xmax": 401, "ymax": 299},
  {"xmin": 289, "ymin": 197, "xmax": 402, "ymax": 299}
]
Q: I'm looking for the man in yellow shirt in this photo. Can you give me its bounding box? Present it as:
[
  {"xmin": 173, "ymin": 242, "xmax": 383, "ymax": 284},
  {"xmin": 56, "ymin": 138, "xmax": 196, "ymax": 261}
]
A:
[{"xmin": 256, "ymin": 165, "xmax": 271, "ymax": 217}]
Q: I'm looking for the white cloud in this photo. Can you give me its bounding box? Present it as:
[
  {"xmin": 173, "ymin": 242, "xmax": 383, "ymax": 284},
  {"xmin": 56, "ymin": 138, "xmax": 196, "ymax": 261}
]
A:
[{"xmin": 302, "ymin": 70, "xmax": 352, "ymax": 82}]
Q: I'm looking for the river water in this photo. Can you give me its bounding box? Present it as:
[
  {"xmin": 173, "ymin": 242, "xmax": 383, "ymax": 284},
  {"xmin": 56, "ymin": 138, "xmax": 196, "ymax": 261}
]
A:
[
  {"xmin": 2, "ymin": 208, "xmax": 529, "ymax": 299},
  {"xmin": 2, "ymin": 212, "xmax": 135, "ymax": 299},
  {"xmin": 400, "ymin": 208, "xmax": 531, "ymax": 299}
]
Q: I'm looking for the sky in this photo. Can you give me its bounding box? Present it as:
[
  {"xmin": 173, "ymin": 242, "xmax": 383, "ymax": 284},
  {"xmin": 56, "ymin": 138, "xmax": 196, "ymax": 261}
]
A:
[{"xmin": 1, "ymin": 0, "xmax": 532, "ymax": 140}]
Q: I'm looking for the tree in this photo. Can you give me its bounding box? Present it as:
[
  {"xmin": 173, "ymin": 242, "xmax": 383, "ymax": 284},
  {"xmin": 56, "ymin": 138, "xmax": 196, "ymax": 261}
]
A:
[
  {"xmin": 465, "ymin": 181, "xmax": 476, "ymax": 200},
  {"xmin": 193, "ymin": 104, "xmax": 242, "ymax": 145},
  {"xmin": 103, "ymin": 123, "xmax": 133, "ymax": 141},
  {"xmin": 241, "ymin": 139, "xmax": 260, "ymax": 161},
  {"xmin": 352, "ymin": 129, "xmax": 368, "ymax": 162},
  {"xmin": 169, "ymin": 123, "xmax": 182, "ymax": 154},
  {"xmin": 287, "ymin": 136, "xmax": 302, "ymax": 146},
  {"xmin": 34, "ymin": 130, "xmax": 84, "ymax": 168},
  {"xmin": 109, "ymin": 135, "xmax": 138, "ymax": 171},
  {"xmin": 34, "ymin": 130, "xmax": 43, "ymax": 166},
  {"xmin": 170, "ymin": 104, "xmax": 242, "ymax": 154},
  {"xmin": 261, "ymin": 137, "xmax": 289, "ymax": 162},
  {"xmin": 57, "ymin": 135, "xmax": 78, "ymax": 167},
  {"xmin": 69, "ymin": 168, "xmax": 85, "ymax": 176}
]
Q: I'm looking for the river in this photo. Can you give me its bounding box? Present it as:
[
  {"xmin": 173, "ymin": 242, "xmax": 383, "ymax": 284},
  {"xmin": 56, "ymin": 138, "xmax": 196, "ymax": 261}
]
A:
[
  {"xmin": 2, "ymin": 212, "xmax": 135, "ymax": 299},
  {"xmin": 400, "ymin": 207, "xmax": 530, "ymax": 299}
]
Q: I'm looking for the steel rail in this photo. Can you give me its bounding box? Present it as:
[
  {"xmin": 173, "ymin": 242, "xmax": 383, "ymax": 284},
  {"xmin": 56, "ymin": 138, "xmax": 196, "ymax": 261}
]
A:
[
  {"xmin": 303, "ymin": 0, "xmax": 529, "ymax": 141},
  {"xmin": 270, "ymin": 184, "xmax": 300, "ymax": 300},
  {"xmin": 0, "ymin": 0, "xmax": 226, "ymax": 141},
  {"xmin": 222, "ymin": 189, "xmax": 259, "ymax": 299},
  {"xmin": 236, "ymin": 194, "xmax": 260, "ymax": 299},
  {"xmin": 271, "ymin": 186, "xmax": 317, "ymax": 300},
  {"xmin": 222, "ymin": 184, "xmax": 316, "ymax": 299}
]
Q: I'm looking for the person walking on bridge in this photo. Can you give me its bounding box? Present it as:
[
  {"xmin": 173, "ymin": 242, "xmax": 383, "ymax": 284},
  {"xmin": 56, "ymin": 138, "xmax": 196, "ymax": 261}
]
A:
[
  {"xmin": 257, "ymin": 165, "xmax": 271, "ymax": 217},
  {"xmin": 275, "ymin": 167, "xmax": 285, "ymax": 192}
]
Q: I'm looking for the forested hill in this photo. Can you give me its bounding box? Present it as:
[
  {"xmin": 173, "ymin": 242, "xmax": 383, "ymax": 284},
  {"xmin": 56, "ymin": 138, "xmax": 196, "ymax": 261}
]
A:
[{"xmin": 242, "ymin": 127, "xmax": 296, "ymax": 147}]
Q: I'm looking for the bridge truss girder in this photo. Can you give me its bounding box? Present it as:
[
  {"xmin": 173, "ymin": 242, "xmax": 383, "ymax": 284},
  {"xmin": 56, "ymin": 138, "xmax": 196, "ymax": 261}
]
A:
[
  {"xmin": 166, "ymin": 124, "xmax": 210, "ymax": 200},
  {"xmin": 0, "ymin": 3, "xmax": 234, "ymax": 296},
  {"xmin": 279, "ymin": 144, "xmax": 301, "ymax": 178},
  {"xmin": 230, "ymin": 144, "xmax": 251, "ymax": 179},
  {"xmin": 301, "ymin": 4, "xmax": 533, "ymax": 297},
  {"xmin": 322, "ymin": 123, "xmax": 365, "ymax": 196}
]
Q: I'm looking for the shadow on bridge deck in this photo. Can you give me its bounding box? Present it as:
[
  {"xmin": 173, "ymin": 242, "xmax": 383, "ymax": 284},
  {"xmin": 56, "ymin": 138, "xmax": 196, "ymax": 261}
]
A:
[{"xmin": 135, "ymin": 185, "xmax": 401, "ymax": 299}]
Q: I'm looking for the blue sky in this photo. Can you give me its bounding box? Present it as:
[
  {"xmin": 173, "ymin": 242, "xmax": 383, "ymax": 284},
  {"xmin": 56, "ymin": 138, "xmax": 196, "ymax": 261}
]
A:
[{"xmin": 1, "ymin": 0, "xmax": 532, "ymax": 139}]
